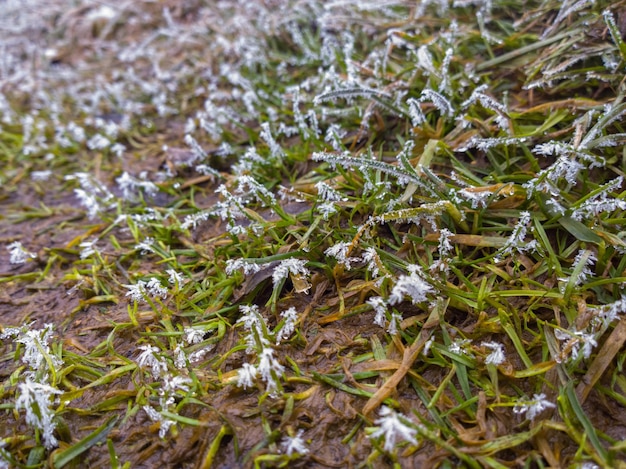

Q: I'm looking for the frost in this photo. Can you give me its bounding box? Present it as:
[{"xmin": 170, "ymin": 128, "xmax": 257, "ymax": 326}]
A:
[
  {"xmin": 513, "ymin": 393, "xmax": 555, "ymax": 421},
  {"xmin": 497, "ymin": 211, "xmax": 538, "ymax": 260},
  {"xmin": 181, "ymin": 211, "xmax": 211, "ymax": 230},
  {"xmin": 368, "ymin": 296, "xmax": 388, "ymax": 327},
  {"xmin": 136, "ymin": 345, "xmax": 168, "ymax": 379},
  {"xmin": 388, "ymin": 265, "xmax": 435, "ymax": 305},
  {"xmin": 276, "ymin": 307, "xmax": 299, "ymax": 344},
  {"xmin": 482, "ymin": 341, "xmax": 506, "ymax": 365},
  {"xmin": 116, "ymin": 172, "xmax": 158, "ymax": 200},
  {"xmin": 260, "ymin": 122, "xmax": 285, "ymax": 159},
  {"xmin": 324, "ymin": 241, "xmax": 359, "ymax": 269},
  {"xmin": 362, "ymin": 247, "xmax": 382, "ymax": 277},
  {"xmin": 15, "ymin": 380, "xmax": 62, "ymax": 449},
  {"xmin": 448, "ymin": 338, "xmax": 473, "ymax": 357},
  {"xmin": 237, "ymin": 363, "xmax": 258, "ymax": 389},
  {"xmin": 143, "ymin": 405, "xmax": 175, "ymax": 439},
  {"xmin": 184, "ymin": 327, "xmax": 205, "ymax": 345},
  {"xmin": 420, "ymin": 88, "xmax": 454, "ymax": 117},
  {"xmin": 316, "ymin": 181, "xmax": 345, "ymax": 202},
  {"xmin": 225, "ymin": 258, "xmax": 263, "ymax": 276},
  {"xmin": 272, "ymin": 258, "xmax": 310, "ymax": 289},
  {"xmin": 555, "ymin": 329, "xmax": 598, "ymax": 361},
  {"xmin": 135, "ymin": 237, "xmax": 155, "ymax": 255},
  {"xmin": 2, "ymin": 324, "xmax": 62, "ymax": 378},
  {"xmin": 369, "ymin": 406, "xmax": 418, "ymax": 452},
  {"xmin": 6, "ymin": 241, "xmax": 36, "ymax": 264},
  {"xmin": 281, "ymin": 430, "xmax": 309, "ymax": 456},
  {"xmin": 258, "ymin": 347, "xmax": 285, "ymax": 395}
]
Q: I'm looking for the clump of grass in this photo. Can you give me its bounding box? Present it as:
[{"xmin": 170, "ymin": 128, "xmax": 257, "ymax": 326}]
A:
[{"xmin": 2, "ymin": 0, "xmax": 626, "ymax": 467}]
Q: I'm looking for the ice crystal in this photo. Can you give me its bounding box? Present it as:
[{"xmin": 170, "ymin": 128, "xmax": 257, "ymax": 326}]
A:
[
  {"xmin": 420, "ymin": 88, "xmax": 454, "ymax": 117},
  {"xmin": 258, "ymin": 347, "xmax": 285, "ymax": 395},
  {"xmin": 362, "ymin": 247, "xmax": 381, "ymax": 277},
  {"xmin": 448, "ymin": 338, "xmax": 473, "ymax": 356},
  {"xmin": 116, "ymin": 172, "xmax": 158, "ymax": 200},
  {"xmin": 482, "ymin": 341, "xmax": 506, "ymax": 365},
  {"xmin": 388, "ymin": 265, "xmax": 434, "ymax": 305},
  {"xmin": 571, "ymin": 250, "xmax": 596, "ymax": 286},
  {"xmin": 135, "ymin": 237, "xmax": 155, "ymax": 255},
  {"xmin": 276, "ymin": 307, "xmax": 299, "ymax": 344},
  {"xmin": 31, "ymin": 170, "xmax": 52, "ymax": 181},
  {"xmin": 237, "ymin": 362, "xmax": 258, "ymax": 389},
  {"xmin": 369, "ymin": 406, "xmax": 418, "ymax": 452},
  {"xmin": 15, "ymin": 380, "xmax": 62, "ymax": 449},
  {"xmin": 272, "ymin": 258, "xmax": 310, "ymax": 289},
  {"xmin": 324, "ymin": 241, "xmax": 359, "ymax": 269},
  {"xmin": 166, "ymin": 269, "xmax": 186, "ymax": 287},
  {"xmin": 136, "ymin": 345, "xmax": 168, "ymax": 379},
  {"xmin": 368, "ymin": 296, "xmax": 388, "ymax": 328},
  {"xmin": 7, "ymin": 241, "xmax": 36, "ymax": 264},
  {"xmin": 260, "ymin": 122, "xmax": 285, "ymax": 159},
  {"xmin": 181, "ymin": 211, "xmax": 211, "ymax": 230},
  {"xmin": 555, "ymin": 329, "xmax": 598, "ymax": 362},
  {"xmin": 513, "ymin": 393, "xmax": 555, "ymax": 421},
  {"xmin": 281, "ymin": 430, "xmax": 309, "ymax": 456},
  {"xmin": 497, "ymin": 211, "xmax": 537, "ymax": 259},
  {"xmin": 225, "ymin": 258, "xmax": 263, "ymax": 276},
  {"xmin": 1, "ymin": 323, "xmax": 61, "ymax": 375},
  {"xmin": 143, "ymin": 405, "xmax": 175, "ymax": 439},
  {"xmin": 184, "ymin": 327, "xmax": 205, "ymax": 345}
]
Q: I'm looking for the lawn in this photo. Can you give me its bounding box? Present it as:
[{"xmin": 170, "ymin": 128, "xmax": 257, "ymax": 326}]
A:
[{"xmin": 2, "ymin": 0, "xmax": 626, "ymax": 467}]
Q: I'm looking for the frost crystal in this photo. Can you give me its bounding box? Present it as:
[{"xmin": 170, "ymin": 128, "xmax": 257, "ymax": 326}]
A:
[
  {"xmin": 125, "ymin": 278, "xmax": 168, "ymax": 301},
  {"xmin": 79, "ymin": 239, "xmax": 99, "ymax": 259},
  {"xmin": 146, "ymin": 278, "xmax": 168, "ymax": 299},
  {"xmin": 136, "ymin": 345, "xmax": 168, "ymax": 379},
  {"xmin": 281, "ymin": 430, "xmax": 309, "ymax": 456},
  {"xmin": 316, "ymin": 181, "xmax": 345, "ymax": 202},
  {"xmin": 420, "ymin": 88, "xmax": 454, "ymax": 117},
  {"xmin": 184, "ymin": 327, "xmax": 205, "ymax": 345},
  {"xmin": 237, "ymin": 363, "xmax": 258, "ymax": 389},
  {"xmin": 513, "ymin": 393, "xmax": 555, "ymax": 421},
  {"xmin": 166, "ymin": 269, "xmax": 185, "ymax": 287},
  {"xmin": 369, "ymin": 406, "xmax": 418, "ymax": 452},
  {"xmin": 362, "ymin": 247, "xmax": 381, "ymax": 277},
  {"xmin": 448, "ymin": 338, "xmax": 473, "ymax": 356},
  {"xmin": 143, "ymin": 405, "xmax": 175, "ymax": 438},
  {"xmin": 1, "ymin": 323, "xmax": 62, "ymax": 374},
  {"xmin": 497, "ymin": 211, "xmax": 537, "ymax": 260},
  {"xmin": 7, "ymin": 241, "xmax": 36, "ymax": 264},
  {"xmin": 556, "ymin": 329, "xmax": 598, "ymax": 361},
  {"xmin": 135, "ymin": 237, "xmax": 155, "ymax": 254},
  {"xmin": 272, "ymin": 258, "xmax": 310, "ymax": 289},
  {"xmin": 15, "ymin": 380, "xmax": 62, "ymax": 449},
  {"xmin": 368, "ymin": 296, "xmax": 388, "ymax": 328},
  {"xmin": 124, "ymin": 282, "xmax": 147, "ymax": 302},
  {"xmin": 571, "ymin": 250, "xmax": 596, "ymax": 286},
  {"xmin": 260, "ymin": 122, "xmax": 285, "ymax": 159},
  {"xmin": 258, "ymin": 347, "xmax": 285, "ymax": 395},
  {"xmin": 225, "ymin": 258, "xmax": 263, "ymax": 276},
  {"xmin": 482, "ymin": 341, "xmax": 506, "ymax": 365},
  {"xmin": 116, "ymin": 172, "xmax": 158, "ymax": 200},
  {"xmin": 324, "ymin": 242, "xmax": 358, "ymax": 269},
  {"xmin": 181, "ymin": 211, "xmax": 211, "ymax": 230},
  {"xmin": 276, "ymin": 307, "xmax": 299, "ymax": 344},
  {"xmin": 388, "ymin": 265, "xmax": 434, "ymax": 305}
]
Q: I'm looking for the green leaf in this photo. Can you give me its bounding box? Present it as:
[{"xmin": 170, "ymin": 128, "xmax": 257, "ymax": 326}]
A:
[{"xmin": 52, "ymin": 416, "xmax": 118, "ymax": 468}]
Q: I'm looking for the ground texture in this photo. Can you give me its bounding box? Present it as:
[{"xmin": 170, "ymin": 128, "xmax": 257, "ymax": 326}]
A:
[{"xmin": 2, "ymin": 1, "xmax": 626, "ymax": 468}]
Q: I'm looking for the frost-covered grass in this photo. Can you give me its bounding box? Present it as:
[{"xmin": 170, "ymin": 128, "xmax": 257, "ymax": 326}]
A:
[{"xmin": 2, "ymin": 0, "xmax": 626, "ymax": 467}]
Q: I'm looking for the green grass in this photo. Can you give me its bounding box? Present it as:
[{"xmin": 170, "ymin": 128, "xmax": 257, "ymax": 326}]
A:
[{"xmin": 2, "ymin": 0, "xmax": 626, "ymax": 467}]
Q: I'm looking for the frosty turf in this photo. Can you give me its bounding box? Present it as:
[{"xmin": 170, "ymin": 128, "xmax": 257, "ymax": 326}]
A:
[{"xmin": 2, "ymin": 0, "xmax": 626, "ymax": 467}]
